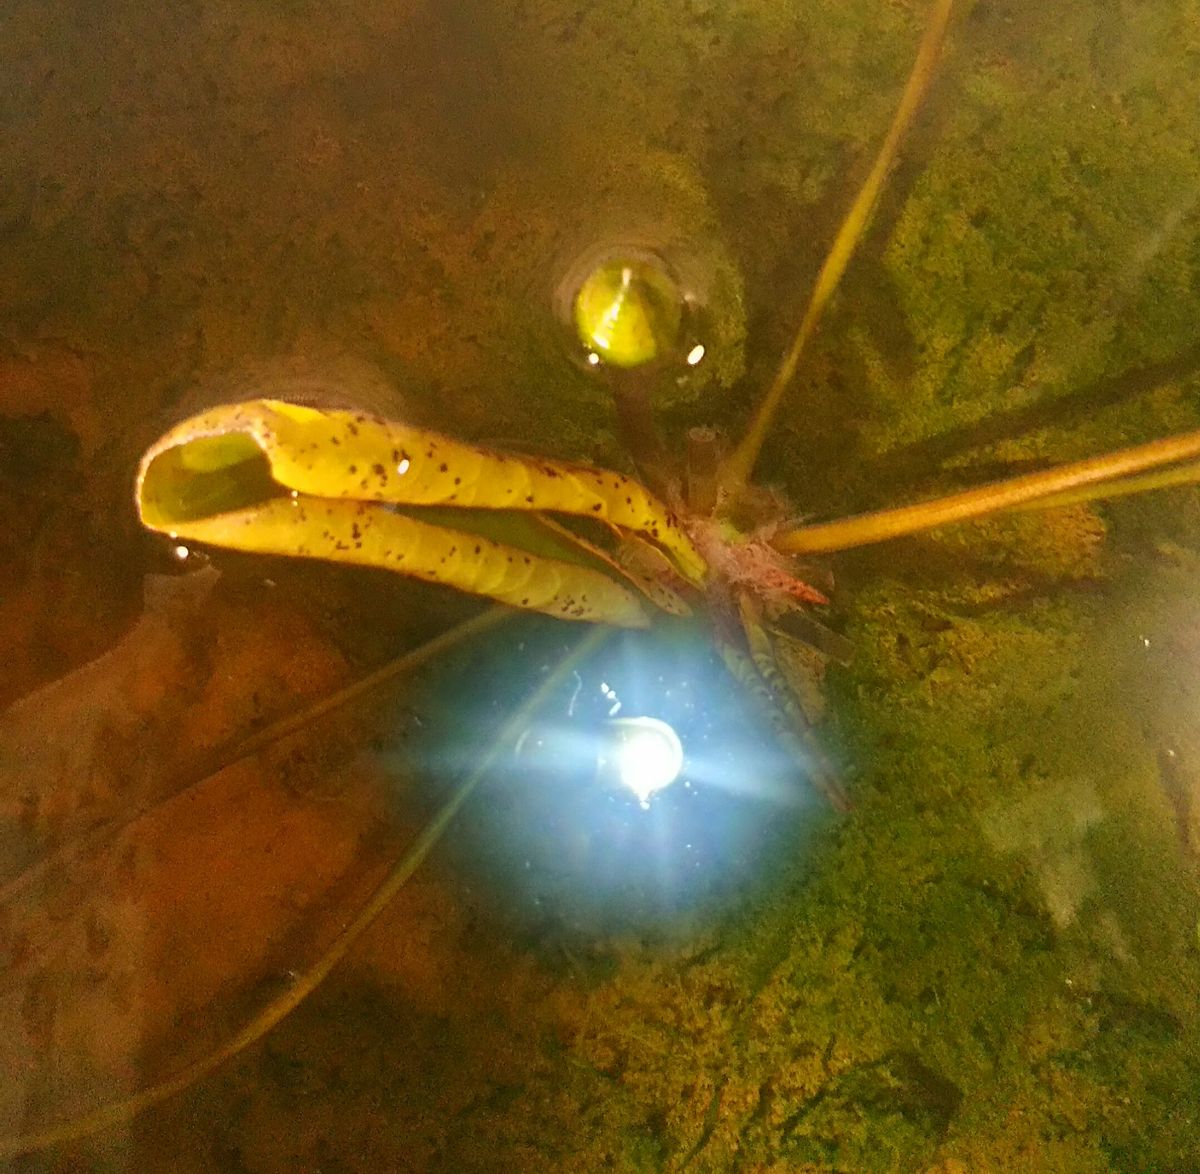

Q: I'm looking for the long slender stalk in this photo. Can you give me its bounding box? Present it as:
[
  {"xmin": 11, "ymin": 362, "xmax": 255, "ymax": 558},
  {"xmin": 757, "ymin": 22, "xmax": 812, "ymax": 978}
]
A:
[
  {"xmin": 685, "ymin": 427, "xmax": 720, "ymax": 515},
  {"xmin": 774, "ymin": 427, "xmax": 1200, "ymax": 555},
  {"xmin": 721, "ymin": 0, "xmax": 955, "ymax": 495},
  {"xmin": 610, "ymin": 369, "xmax": 680, "ymax": 504},
  {"xmin": 0, "ymin": 625, "xmax": 610, "ymax": 1159},
  {"xmin": 1005, "ymin": 456, "xmax": 1200, "ymax": 513}
]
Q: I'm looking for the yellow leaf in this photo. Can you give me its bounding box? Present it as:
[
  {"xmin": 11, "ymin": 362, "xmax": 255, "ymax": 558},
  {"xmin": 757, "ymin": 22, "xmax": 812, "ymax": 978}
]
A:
[{"xmin": 137, "ymin": 399, "xmax": 707, "ymax": 627}]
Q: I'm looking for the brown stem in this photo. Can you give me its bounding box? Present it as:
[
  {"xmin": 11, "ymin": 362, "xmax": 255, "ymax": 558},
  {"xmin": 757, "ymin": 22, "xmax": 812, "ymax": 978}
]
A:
[
  {"xmin": 721, "ymin": 0, "xmax": 956, "ymax": 495},
  {"xmin": 774, "ymin": 427, "xmax": 1200, "ymax": 555},
  {"xmin": 609, "ymin": 369, "xmax": 679, "ymax": 503},
  {"xmin": 685, "ymin": 426, "xmax": 720, "ymax": 515}
]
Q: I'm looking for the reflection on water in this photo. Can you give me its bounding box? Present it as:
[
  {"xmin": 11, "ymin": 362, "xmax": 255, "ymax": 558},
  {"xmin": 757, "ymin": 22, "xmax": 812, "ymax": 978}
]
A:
[
  {"xmin": 3, "ymin": 0, "xmax": 1200, "ymax": 1167},
  {"xmin": 393, "ymin": 622, "xmax": 818, "ymax": 938}
]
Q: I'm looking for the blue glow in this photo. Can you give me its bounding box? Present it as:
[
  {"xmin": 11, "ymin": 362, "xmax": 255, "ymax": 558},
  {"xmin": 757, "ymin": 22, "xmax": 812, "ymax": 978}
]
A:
[{"xmin": 390, "ymin": 621, "xmax": 823, "ymax": 934}]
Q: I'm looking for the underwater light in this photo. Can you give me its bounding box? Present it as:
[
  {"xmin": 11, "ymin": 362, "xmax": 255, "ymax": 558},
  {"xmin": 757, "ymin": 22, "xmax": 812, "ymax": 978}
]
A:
[
  {"xmin": 401, "ymin": 624, "xmax": 811, "ymax": 936},
  {"xmin": 605, "ymin": 715, "xmax": 684, "ymax": 808}
]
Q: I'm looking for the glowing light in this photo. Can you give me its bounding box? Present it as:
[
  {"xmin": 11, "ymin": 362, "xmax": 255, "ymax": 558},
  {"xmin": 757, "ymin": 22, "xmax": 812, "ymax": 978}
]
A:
[
  {"xmin": 172, "ymin": 544, "xmax": 190, "ymax": 561},
  {"xmin": 608, "ymin": 716, "xmax": 683, "ymax": 808},
  {"xmin": 397, "ymin": 458, "xmax": 411, "ymax": 474},
  {"xmin": 586, "ymin": 351, "xmax": 601, "ymax": 366},
  {"xmin": 686, "ymin": 343, "xmax": 705, "ymax": 366},
  {"xmin": 599, "ymin": 680, "xmax": 622, "ymax": 716}
]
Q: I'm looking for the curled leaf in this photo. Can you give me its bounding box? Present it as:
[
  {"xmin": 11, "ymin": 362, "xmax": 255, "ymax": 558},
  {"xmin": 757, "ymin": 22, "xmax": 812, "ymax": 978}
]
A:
[{"xmin": 137, "ymin": 399, "xmax": 706, "ymax": 627}]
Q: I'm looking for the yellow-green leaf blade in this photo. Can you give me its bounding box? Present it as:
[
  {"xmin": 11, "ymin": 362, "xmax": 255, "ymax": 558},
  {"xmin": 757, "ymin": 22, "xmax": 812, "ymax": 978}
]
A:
[
  {"xmin": 140, "ymin": 399, "xmax": 706, "ymax": 584},
  {"xmin": 146, "ymin": 494, "xmax": 652, "ymax": 627}
]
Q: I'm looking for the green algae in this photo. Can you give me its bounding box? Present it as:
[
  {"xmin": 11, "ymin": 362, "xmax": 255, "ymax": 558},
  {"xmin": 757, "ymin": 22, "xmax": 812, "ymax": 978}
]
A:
[
  {"xmin": 527, "ymin": 566, "xmax": 1200, "ymax": 1171},
  {"xmin": 856, "ymin": 2, "xmax": 1200, "ymax": 461}
]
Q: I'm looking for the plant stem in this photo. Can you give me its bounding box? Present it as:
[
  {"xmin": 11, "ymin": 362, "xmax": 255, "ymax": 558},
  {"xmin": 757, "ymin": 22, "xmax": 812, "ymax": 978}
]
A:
[
  {"xmin": 774, "ymin": 427, "xmax": 1200, "ymax": 555},
  {"xmin": 609, "ymin": 368, "xmax": 680, "ymax": 503},
  {"xmin": 721, "ymin": 0, "xmax": 955, "ymax": 496},
  {"xmin": 1005, "ymin": 457, "xmax": 1200, "ymax": 512},
  {"xmin": 685, "ymin": 426, "xmax": 720, "ymax": 515}
]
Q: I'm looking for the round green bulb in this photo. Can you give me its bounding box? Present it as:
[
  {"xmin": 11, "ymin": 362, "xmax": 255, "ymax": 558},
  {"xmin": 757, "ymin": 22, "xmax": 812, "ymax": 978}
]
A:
[{"xmin": 572, "ymin": 258, "xmax": 683, "ymax": 369}]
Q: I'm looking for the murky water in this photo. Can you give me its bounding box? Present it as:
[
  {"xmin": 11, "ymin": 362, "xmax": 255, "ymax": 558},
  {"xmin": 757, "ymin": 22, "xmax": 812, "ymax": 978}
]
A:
[{"xmin": 3, "ymin": 0, "xmax": 1200, "ymax": 1169}]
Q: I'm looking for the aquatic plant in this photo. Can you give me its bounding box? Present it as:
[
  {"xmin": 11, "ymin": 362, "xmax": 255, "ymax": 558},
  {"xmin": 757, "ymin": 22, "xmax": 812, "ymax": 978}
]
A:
[{"xmin": 6, "ymin": 0, "xmax": 1200, "ymax": 1157}]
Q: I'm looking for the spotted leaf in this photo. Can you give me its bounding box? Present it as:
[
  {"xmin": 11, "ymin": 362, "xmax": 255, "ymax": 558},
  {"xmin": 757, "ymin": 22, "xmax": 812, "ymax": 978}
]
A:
[{"xmin": 136, "ymin": 399, "xmax": 706, "ymax": 626}]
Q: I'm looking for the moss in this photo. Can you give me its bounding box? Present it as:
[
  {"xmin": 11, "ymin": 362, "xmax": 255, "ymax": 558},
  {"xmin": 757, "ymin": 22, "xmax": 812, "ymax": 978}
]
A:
[
  {"xmin": 925, "ymin": 504, "xmax": 1109, "ymax": 583},
  {"xmin": 855, "ymin": 2, "xmax": 1200, "ymax": 459},
  {"xmin": 475, "ymin": 560, "xmax": 1200, "ymax": 1170}
]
